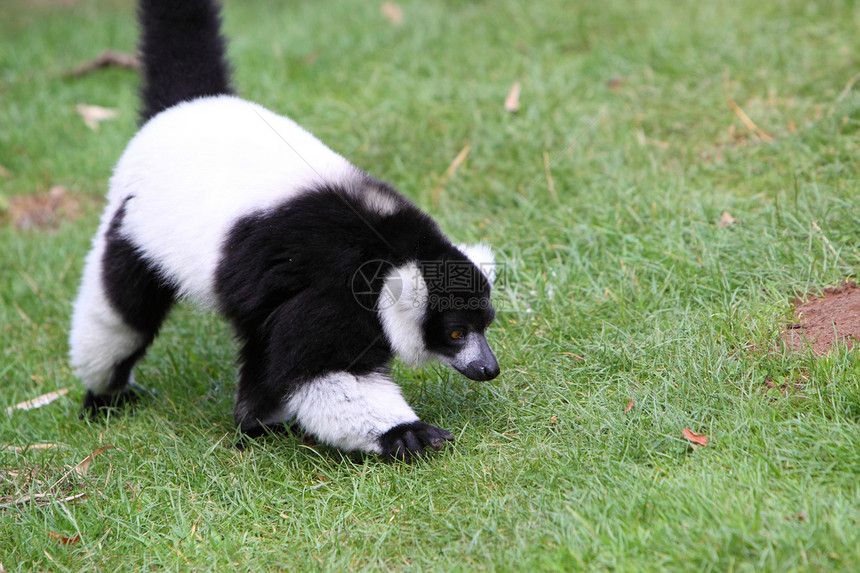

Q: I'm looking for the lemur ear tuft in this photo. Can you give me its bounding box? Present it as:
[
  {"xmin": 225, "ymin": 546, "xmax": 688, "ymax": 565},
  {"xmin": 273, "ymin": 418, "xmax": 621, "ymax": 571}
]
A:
[{"xmin": 457, "ymin": 243, "xmax": 495, "ymax": 286}]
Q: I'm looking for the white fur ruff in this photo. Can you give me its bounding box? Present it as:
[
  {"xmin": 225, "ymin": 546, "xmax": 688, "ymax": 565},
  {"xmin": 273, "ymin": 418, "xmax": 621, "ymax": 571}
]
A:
[{"xmin": 378, "ymin": 262, "xmax": 431, "ymax": 367}]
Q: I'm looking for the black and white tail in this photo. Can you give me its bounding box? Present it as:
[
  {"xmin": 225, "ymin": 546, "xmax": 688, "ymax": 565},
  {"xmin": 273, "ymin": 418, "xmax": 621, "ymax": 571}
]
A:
[{"xmin": 138, "ymin": 0, "xmax": 233, "ymax": 124}]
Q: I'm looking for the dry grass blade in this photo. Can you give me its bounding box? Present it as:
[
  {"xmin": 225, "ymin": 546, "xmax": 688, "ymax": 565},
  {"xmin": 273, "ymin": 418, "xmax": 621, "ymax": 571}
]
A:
[
  {"xmin": 1, "ymin": 443, "xmax": 63, "ymax": 453},
  {"xmin": 543, "ymin": 151, "xmax": 558, "ymax": 202},
  {"xmin": 4, "ymin": 389, "xmax": 69, "ymax": 414},
  {"xmin": 442, "ymin": 144, "xmax": 471, "ymax": 180},
  {"xmin": 727, "ymin": 98, "xmax": 774, "ymax": 142},
  {"xmin": 67, "ymin": 49, "xmax": 139, "ymax": 77},
  {"xmin": 836, "ymin": 73, "xmax": 860, "ymax": 101},
  {"xmin": 2, "ymin": 446, "xmax": 116, "ymax": 508},
  {"xmin": 73, "ymin": 445, "xmax": 119, "ymax": 478},
  {"xmin": 636, "ymin": 129, "xmax": 670, "ymax": 149},
  {"xmin": 560, "ymin": 352, "xmax": 584, "ymax": 361},
  {"xmin": 60, "ymin": 493, "xmax": 87, "ymax": 504},
  {"xmin": 504, "ymin": 82, "xmax": 521, "ymax": 112},
  {"xmin": 811, "ymin": 221, "xmax": 839, "ymax": 258},
  {"xmin": 75, "ymin": 103, "xmax": 118, "ymax": 131},
  {"xmin": 624, "ymin": 397, "xmax": 634, "ymax": 413},
  {"xmin": 5, "ymin": 492, "xmax": 86, "ymax": 508},
  {"xmin": 431, "ymin": 144, "xmax": 471, "ymax": 203}
]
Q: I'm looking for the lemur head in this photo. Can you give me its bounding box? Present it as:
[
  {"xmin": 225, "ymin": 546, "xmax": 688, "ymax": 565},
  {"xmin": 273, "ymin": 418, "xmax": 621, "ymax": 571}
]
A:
[{"xmin": 379, "ymin": 243, "xmax": 500, "ymax": 381}]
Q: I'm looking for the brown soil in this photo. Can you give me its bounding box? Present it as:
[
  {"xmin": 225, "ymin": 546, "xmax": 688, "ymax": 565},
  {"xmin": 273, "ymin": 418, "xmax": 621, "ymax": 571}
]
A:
[
  {"xmin": 1, "ymin": 186, "xmax": 85, "ymax": 230},
  {"xmin": 781, "ymin": 281, "xmax": 860, "ymax": 355}
]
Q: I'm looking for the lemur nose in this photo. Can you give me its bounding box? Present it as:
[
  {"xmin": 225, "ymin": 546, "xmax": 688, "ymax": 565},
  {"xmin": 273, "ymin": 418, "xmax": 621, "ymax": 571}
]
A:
[{"xmin": 481, "ymin": 363, "xmax": 500, "ymax": 381}]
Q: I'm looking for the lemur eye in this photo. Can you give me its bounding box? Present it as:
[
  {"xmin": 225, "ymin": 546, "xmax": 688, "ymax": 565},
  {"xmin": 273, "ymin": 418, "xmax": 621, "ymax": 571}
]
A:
[{"xmin": 449, "ymin": 330, "xmax": 464, "ymax": 340}]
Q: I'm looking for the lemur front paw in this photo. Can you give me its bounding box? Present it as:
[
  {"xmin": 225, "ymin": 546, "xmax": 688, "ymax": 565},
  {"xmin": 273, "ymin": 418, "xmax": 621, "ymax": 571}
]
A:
[{"xmin": 378, "ymin": 421, "xmax": 454, "ymax": 462}]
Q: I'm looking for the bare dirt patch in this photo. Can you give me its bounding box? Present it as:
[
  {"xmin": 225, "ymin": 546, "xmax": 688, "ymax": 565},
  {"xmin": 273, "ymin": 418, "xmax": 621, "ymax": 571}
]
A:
[
  {"xmin": 0, "ymin": 186, "xmax": 86, "ymax": 230},
  {"xmin": 781, "ymin": 281, "xmax": 860, "ymax": 355}
]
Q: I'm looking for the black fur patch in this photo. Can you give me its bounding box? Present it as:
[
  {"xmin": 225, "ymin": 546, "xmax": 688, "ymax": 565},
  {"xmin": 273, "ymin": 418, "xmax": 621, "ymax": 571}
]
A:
[
  {"xmin": 215, "ymin": 182, "xmax": 455, "ymax": 426},
  {"xmin": 138, "ymin": 0, "xmax": 233, "ymax": 124},
  {"xmin": 102, "ymin": 198, "xmax": 177, "ymax": 337}
]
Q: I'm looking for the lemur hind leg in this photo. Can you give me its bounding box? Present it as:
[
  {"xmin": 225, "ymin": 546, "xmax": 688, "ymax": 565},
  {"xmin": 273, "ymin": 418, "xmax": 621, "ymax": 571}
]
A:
[{"xmin": 70, "ymin": 200, "xmax": 176, "ymax": 418}]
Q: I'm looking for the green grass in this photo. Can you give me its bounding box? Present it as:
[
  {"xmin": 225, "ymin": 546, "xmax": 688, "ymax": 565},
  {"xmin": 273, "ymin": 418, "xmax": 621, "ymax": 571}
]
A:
[{"xmin": 2, "ymin": 0, "xmax": 859, "ymax": 570}]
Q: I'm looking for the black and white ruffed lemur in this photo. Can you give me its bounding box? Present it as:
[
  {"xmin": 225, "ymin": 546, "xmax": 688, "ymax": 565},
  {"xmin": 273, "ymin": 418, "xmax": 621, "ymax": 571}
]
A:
[{"xmin": 69, "ymin": 0, "xmax": 500, "ymax": 460}]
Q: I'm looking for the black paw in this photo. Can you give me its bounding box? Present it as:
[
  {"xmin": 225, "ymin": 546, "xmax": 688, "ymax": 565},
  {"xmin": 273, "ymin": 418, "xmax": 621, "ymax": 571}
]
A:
[
  {"xmin": 235, "ymin": 421, "xmax": 288, "ymax": 450},
  {"xmin": 378, "ymin": 421, "xmax": 454, "ymax": 462},
  {"xmin": 79, "ymin": 382, "xmax": 149, "ymax": 420}
]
